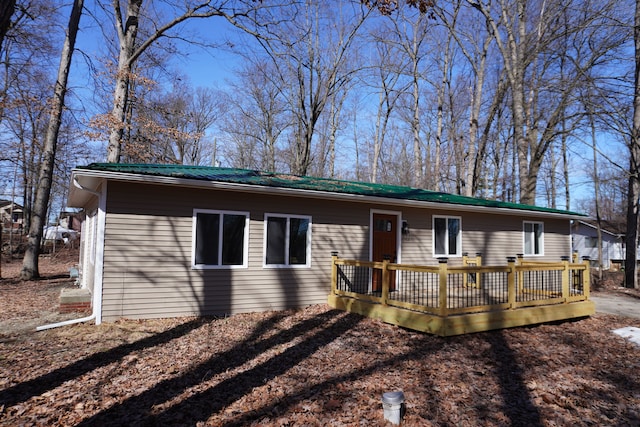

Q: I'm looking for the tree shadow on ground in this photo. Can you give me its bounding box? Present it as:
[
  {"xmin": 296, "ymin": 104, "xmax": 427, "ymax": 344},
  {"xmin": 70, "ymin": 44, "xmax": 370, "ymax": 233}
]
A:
[
  {"xmin": 219, "ymin": 330, "xmax": 445, "ymax": 426},
  {"xmin": 74, "ymin": 309, "xmax": 360, "ymax": 426},
  {"xmin": 0, "ymin": 318, "xmax": 208, "ymax": 408},
  {"xmin": 484, "ymin": 331, "xmax": 543, "ymax": 426}
]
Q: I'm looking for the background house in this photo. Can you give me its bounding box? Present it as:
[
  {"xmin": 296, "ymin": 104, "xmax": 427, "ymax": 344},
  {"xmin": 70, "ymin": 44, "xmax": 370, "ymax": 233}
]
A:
[
  {"xmin": 0, "ymin": 200, "xmax": 23, "ymax": 231},
  {"xmin": 571, "ymin": 220, "xmax": 625, "ymax": 270}
]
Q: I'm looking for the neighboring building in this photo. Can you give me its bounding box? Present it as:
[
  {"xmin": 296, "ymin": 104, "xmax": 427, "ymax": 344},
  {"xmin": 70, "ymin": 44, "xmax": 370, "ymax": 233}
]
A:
[
  {"xmin": 571, "ymin": 220, "xmax": 623, "ymax": 269},
  {"xmin": 67, "ymin": 163, "xmax": 585, "ymax": 324},
  {"xmin": 59, "ymin": 211, "xmax": 84, "ymax": 232},
  {"xmin": 571, "ymin": 219, "xmax": 640, "ymax": 270},
  {"xmin": 0, "ymin": 200, "xmax": 23, "ymax": 231}
]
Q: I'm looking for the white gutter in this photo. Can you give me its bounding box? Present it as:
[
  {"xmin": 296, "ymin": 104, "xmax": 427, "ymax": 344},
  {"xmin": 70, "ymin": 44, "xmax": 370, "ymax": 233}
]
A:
[
  {"xmin": 36, "ymin": 178, "xmax": 106, "ymax": 331},
  {"xmin": 73, "ymin": 175, "xmax": 101, "ymax": 196}
]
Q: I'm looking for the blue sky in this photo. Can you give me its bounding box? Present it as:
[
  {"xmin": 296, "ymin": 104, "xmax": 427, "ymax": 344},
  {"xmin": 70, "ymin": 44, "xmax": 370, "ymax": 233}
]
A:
[{"xmin": 62, "ymin": 1, "xmax": 627, "ymax": 213}]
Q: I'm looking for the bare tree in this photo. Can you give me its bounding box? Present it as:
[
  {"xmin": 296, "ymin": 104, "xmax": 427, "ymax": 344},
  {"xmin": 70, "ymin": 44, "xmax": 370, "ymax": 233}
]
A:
[
  {"xmin": 467, "ymin": 0, "xmax": 625, "ymax": 205},
  {"xmin": 365, "ymin": 27, "xmax": 407, "ymax": 183},
  {"xmin": 21, "ymin": 0, "xmax": 83, "ymax": 280},
  {"xmin": 253, "ymin": 0, "xmax": 372, "ymax": 175},
  {"xmin": 435, "ymin": 0, "xmax": 495, "ymax": 196},
  {"xmin": 132, "ymin": 83, "xmax": 225, "ymax": 165},
  {"xmin": 103, "ymin": 0, "xmax": 268, "ymax": 163},
  {"xmin": 221, "ymin": 60, "xmax": 290, "ymax": 172},
  {"xmin": 391, "ymin": 5, "xmax": 431, "ymax": 186}
]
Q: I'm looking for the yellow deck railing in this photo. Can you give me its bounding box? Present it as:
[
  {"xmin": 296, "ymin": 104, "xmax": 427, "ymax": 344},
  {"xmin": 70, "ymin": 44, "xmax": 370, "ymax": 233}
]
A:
[{"xmin": 328, "ymin": 252, "xmax": 593, "ymax": 335}]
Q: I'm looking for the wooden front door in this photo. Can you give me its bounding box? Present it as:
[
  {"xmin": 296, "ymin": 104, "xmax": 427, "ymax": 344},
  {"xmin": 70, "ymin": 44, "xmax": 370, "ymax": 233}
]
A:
[{"xmin": 372, "ymin": 213, "xmax": 397, "ymax": 292}]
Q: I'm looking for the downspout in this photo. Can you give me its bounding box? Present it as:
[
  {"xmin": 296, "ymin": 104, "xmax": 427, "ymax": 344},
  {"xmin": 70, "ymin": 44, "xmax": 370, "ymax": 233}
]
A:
[
  {"xmin": 36, "ymin": 313, "xmax": 96, "ymax": 331},
  {"xmin": 36, "ymin": 176, "xmax": 104, "ymax": 331}
]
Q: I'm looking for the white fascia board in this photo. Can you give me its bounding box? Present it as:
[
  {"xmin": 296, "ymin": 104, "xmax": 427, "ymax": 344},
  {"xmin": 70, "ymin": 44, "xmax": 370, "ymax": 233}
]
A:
[
  {"xmin": 69, "ymin": 168, "xmax": 583, "ymax": 220},
  {"xmin": 575, "ymin": 220, "xmax": 621, "ymax": 237}
]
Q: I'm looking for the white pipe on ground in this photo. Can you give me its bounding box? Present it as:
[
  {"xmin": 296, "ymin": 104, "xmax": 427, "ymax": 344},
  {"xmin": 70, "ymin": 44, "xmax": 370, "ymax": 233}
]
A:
[
  {"xmin": 36, "ymin": 313, "xmax": 96, "ymax": 331},
  {"xmin": 34, "ymin": 175, "xmax": 104, "ymax": 331}
]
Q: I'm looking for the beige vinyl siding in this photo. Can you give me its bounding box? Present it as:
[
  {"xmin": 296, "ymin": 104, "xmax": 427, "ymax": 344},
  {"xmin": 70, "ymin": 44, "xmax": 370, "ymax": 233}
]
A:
[
  {"xmin": 399, "ymin": 208, "xmax": 570, "ymax": 267},
  {"xmin": 99, "ymin": 180, "xmax": 572, "ymax": 321},
  {"xmin": 101, "ymin": 181, "xmax": 371, "ymax": 321}
]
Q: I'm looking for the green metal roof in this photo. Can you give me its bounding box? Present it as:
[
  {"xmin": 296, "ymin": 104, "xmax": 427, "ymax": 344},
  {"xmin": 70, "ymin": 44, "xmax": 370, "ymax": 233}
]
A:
[{"xmin": 77, "ymin": 163, "xmax": 585, "ymax": 217}]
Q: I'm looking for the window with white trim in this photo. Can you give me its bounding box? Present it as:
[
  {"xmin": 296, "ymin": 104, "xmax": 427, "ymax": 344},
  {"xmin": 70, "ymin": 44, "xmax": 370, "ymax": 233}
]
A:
[
  {"xmin": 433, "ymin": 216, "xmax": 461, "ymax": 257},
  {"xmin": 192, "ymin": 209, "xmax": 249, "ymax": 268},
  {"xmin": 264, "ymin": 214, "xmax": 311, "ymax": 267},
  {"xmin": 523, "ymin": 221, "xmax": 544, "ymax": 255}
]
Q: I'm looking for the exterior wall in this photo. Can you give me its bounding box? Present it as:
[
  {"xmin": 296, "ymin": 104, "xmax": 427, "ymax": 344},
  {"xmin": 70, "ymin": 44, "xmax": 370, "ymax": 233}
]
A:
[
  {"xmin": 571, "ymin": 223, "xmax": 623, "ymax": 269},
  {"xmin": 399, "ymin": 207, "xmax": 571, "ymax": 266},
  {"xmin": 101, "ymin": 181, "xmax": 371, "ymax": 321},
  {"xmin": 79, "ymin": 198, "xmax": 99, "ymax": 296},
  {"xmin": 99, "ymin": 180, "xmax": 574, "ymax": 321}
]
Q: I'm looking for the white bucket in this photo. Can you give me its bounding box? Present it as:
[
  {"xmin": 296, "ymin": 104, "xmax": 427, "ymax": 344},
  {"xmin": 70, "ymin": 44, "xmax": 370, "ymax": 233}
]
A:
[{"xmin": 382, "ymin": 391, "xmax": 405, "ymax": 425}]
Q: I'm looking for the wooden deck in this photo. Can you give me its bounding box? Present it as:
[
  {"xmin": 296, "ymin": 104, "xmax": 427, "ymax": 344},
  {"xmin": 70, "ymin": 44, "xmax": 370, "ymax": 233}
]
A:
[{"xmin": 327, "ymin": 253, "xmax": 595, "ymax": 336}]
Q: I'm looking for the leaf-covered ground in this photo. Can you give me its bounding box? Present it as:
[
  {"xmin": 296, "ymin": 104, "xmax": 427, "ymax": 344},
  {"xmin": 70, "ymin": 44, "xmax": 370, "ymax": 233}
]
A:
[{"xmin": 1, "ymin": 252, "xmax": 640, "ymax": 426}]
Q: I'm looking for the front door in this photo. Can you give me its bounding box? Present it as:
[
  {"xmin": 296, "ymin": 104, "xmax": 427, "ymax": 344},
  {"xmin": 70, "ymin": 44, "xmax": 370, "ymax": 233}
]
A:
[{"xmin": 372, "ymin": 213, "xmax": 398, "ymax": 292}]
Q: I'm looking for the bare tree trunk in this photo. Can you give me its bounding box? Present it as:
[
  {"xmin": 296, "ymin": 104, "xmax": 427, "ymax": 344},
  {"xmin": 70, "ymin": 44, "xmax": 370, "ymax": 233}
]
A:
[
  {"xmin": 625, "ymin": 164, "xmax": 639, "ymax": 288},
  {"xmin": 326, "ymin": 89, "xmax": 348, "ymax": 177},
  {"xmin": 434, "ymin": 80, "xmax": 445, "ymax": 192},
  {"xmin": 562, "ymin": 123, "xmax": 570, "ymax": 210},
  {"xmin": 591, "ymin": 116, "xmax": 603, "ymax": 280},
  {"xmin": 411, "ymin": 68, "xmax": 422, "ymax": 186},
  {"xmin": 106, "ymin": 0, "xmax": 142, "ymax": 163},
  {"xmin": 21, "ymin": 0, "xmax": 83, "ymax": 280},
  {"xmin": 625, "ymin": 0, "xmax": 640, "ymax": 289},
  {"xmin": 549, "ymin": 144, "xmax": 557, "ymax": 208},
  {"xmin": 0, "ymin": 0, "xmax": 16, "ymax": 51},
  {"xmin": 625, "ymin": 0, "xmax": 640, "ymax": 288}
]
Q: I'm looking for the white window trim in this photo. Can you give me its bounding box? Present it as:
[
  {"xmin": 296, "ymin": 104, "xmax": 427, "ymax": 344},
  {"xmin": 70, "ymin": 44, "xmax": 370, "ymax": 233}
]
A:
[
  {"xmin": 191, "ymin": 208, "xmax": 250, "ymax": 269},
  {"xmin": 263, "ymin": 213, "xmax": 312, "ymax": 268},
  {"xmin": 523, "ymin": 221, "xmax": 544, "ymax": 256},
  {"xmin": 432, "ymin": 215, "xmax": 462, "ymax": 258}
]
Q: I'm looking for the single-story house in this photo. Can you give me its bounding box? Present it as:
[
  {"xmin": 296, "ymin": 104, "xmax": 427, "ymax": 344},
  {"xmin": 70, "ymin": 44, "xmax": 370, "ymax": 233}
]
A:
[
  {"xmin": 0, "ymin": 199, "xmax": 23, "ymax": 230},
  {"xmin": 571, "ymin": 220, "xmax": 623, "ymax": 270},
  {"xmin": 67, "ymin": 163, "xmax": 585, "ymax": 325}
]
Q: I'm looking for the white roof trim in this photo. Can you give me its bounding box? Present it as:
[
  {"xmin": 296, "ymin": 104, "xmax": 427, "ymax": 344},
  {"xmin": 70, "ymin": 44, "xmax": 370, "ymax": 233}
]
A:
[{"xmin": 573, "ymin": 220, "xmax": 622, "ymax": 237}]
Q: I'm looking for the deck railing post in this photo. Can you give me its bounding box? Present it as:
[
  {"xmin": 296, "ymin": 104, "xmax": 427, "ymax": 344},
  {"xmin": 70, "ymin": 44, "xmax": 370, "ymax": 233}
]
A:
[
  {"xmin": 381, "ymin": 255, "xmax": 391, "ymax": 306},
  {"xmin": 561, "ymin": 256, "xmax": 570, "ymax": 301},
  {"xmin": 507, "ymin": 257, "xmax": 516, "ymax": 309},
  {"xmin": 516, "ymin": 254, "xmax": 524, "ymax": 293},
  {"xmin": 582, "ymin": 256, "xmax": 591, "ymax": 299},
  {"xmin": 476, "ymin": 252, "xmax": 483, "ymax": 288},
  {"xmin": 438, "ymin": 258, "xmax": 448, "ymax": 317},
  {"xmin": 331, "ymin": 251, "xmax": 339, "ymax": 294},
  {"xmin": 462, "ymin": 252, "xmax": 469, "ymax": 287},
  {"xmin": 462, "ymin": 252, "xmax": 482, "ymax": 288}
]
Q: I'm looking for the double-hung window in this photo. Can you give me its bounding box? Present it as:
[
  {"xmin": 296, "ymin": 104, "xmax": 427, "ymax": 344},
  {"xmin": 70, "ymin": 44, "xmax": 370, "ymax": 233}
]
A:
[
  {"xmin": 523, "ymin": 221, "xmax": 544, "ymax": 255},
  {"xmin": 433, "ymin": 215, "xmax": 461, "ymax": 257},
  {"xmin": 192, "ymin": 209, "xmax": 249, "ymax": 268},
  {"xmin": 264, "ymin": 214, "xmax": 311, "ymax": 267}
]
